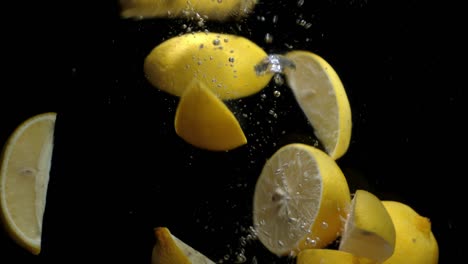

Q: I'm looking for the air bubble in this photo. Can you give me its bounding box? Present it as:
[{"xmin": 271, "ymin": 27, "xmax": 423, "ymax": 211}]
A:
[
  {"xmin": 264, "ymin": 33, "xmax": 273, "ymax": 44},
  {"xmin": 273, "ymin": 90, "xmax": 281, "ymax": 97},
  {"xmin": 213, "ymin": 38, "xmax": 221, "ymax": 45}
]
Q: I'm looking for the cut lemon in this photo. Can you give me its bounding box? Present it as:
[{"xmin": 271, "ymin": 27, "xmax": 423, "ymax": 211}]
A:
[
  {"xmin": 152, "ymin": 227, "xmax": 215, "ymax": 264},
  {"xmin": 120, "ymin": 0, "xmax": 257, "ymax": 21},
  {"xmin": 253, "ymin": 143, "xmax": 351, "ymax": 256},
  {"xmin": 297, "ymin": 249, "xmax": 376, "ymax": 264},
  {"xmin": 0, "ymin": 112, "xmax": 57, "ymax": 255},
  {"xmin": 174, "ymin": 81, "xmax": 247, "ymax": 151},
  {"xmin": 339, "ymin": 189, "xmax": 396, "ymax": 263},
  {"xmin": 284, "ymin": 50, "xmax": 352, "ymax": 160},
  {"xmin": 382, "ymin": 201, "xmax": 438, "ymax": 264},
  {"xmin": 144, "ymin": 32, "xmax": 273, "ymax": 100}
]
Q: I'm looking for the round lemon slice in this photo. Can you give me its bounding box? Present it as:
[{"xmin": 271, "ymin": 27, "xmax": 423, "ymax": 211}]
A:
[
  {"xmin": 381, "ymin": 201, "xmax": 438, "ymax": 264},
  {"xmin": 338, "ymin": 189, "xmax": 396, "ymax": 263},
  {"xmin": 297, "ymin": 249, "xmax": 377, "ymax": 264},
  {"xmin": 144, "ymin": 32, "xmax": 273, "ymax": 100},
  {"xmin": 284, "ymin": 50, "xmax": 352, "ymax": 160},
  {"xmin": 252, "ymin": 143, "xmax": 351, "ymax": 256},
  {"xmin": 174, "ymin": 81, "xmax": 247, "ymax": 151},
  {"xmin": 120, "ymin": 0, "xmax": 257, "ymax": 21},
  {"xmin": 0, "ymin": 112, "xmax": 57, "ymax": 255},
  {"xmin": 152, "ymin": 227, "xmax": 215, "ymax": 264}
]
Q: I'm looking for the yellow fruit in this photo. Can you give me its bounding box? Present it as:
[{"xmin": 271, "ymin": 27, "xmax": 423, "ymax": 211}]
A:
[
  {"xmin": 252, "ymin": 143, "xmax": 351, "ymax": 256},
  {"xmin": 0, "ymin": 112, "xmax": 57, "ymax": 255},
  {"xmin": 284, "ymin": 50, "xmax": 352, "ymax": 160},
  {"xmin": 297, "ymin": 249, "xmax": 377, "ymax": 264},
  {"xmin": 382, "ymin": 201, "xmax": 439, "ymax": 264},
  {"xmin": 120, "ymin": 0, "xmax": 257, "ymax": 21},
  {"xmin": 174, "ymin": 81, "xmax": 247, "ymax": 151},
  {"xmin": 144, "ymin": 32, "xmax": 273, "ymax": 100},
  {"xmin": 339, "ymin": 189, "xmax": 396, "ymax": 263},
  {"xmin": 152, "ymin": 227, "xmax": 215, "ymax": 264}
]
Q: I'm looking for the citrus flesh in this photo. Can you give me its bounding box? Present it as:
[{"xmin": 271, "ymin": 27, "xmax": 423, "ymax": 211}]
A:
[
  {"xmin": 339, "ymin": 189, "xmax": 396, "ymax": 263},
  {"xmin": 152, "ymin": 227, "xmax": 215, "ymax": 264},
  {"xmin": 144, "ymin": 31, "xmax": 272, "ymax": 100},
  {"xmin": 120, "ymin": 0, "xmax": 257, "ymax": 21},
  {"xmin": 284, "ymin": 50, "xmax": 352, "ymax": 160},
  {"xmin": 0, "ymin": 112, "xmax": 57, "ymax": 255},
  {"xmin": 174, "ymin": 81, "xmax": 247, "ymax": 151},
  {"xmin": 381, "ymin": 201, "xmax": 438, "ymax": 264},
  {"xmin": 253, "ymin": 143, "xmax": 351, "ymax": 256},
  {"xmin": 297, "ymin": 249, "xmax": 376, "ymax": 264}
]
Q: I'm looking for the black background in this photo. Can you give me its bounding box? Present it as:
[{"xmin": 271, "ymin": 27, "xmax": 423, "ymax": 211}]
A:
[{"xmin": 1, "ymin": 0, "xmax": 464, "ymax": 263}]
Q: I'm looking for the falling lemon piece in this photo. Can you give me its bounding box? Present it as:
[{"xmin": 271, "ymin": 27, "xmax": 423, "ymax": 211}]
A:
[
  {"xmin": 144, "ymin": 32, "xmax": 273, "ymax": 100},
  {"xmin": 0, "ymin": 112, "xmax": 57, "ymax": 255},
  {"xmin": 174, "ymin": 81, "xmax": 247, "ymax": 151},
  {"xmin": 252, "ymin": 143, "xmax": 351, "ymax": 256},
  {"xmin": 381, "ymin": 201, "xmax": 438, "ymax": 264},
  {"xmin": 284, "ymin": 50, "xmax": 352, "ymax": 160},
  {"xmin": 152, "ymin": 227, "xmax": 215, "ymax": 264},
  {"xmin": 297, "ymin": 249, "xmax": 377, "ymax": 264},
  {"xmin": 120, "ymin": 0, "xmax": 257, "ymax": 21},
  {"xmin": 339, "ymin": 189, "xmax": 396, "ymax": 263}
]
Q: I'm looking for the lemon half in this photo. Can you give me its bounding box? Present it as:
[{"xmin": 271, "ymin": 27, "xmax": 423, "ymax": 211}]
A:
[
  {"xmin": 339, "ymin": 189, "xmax": 396, "ymax": 263},
  {"xmin": 144, "ymin": 32, "xmax": 272, "ymax": 100},
  {"xmin": 382, "ymin": 201, "xmax": 439, "ymax": 264},
  {"xmin": 120, "ymin": 0, "xmax": 257, "ymax": 21},
  {"xmin": 284, "ymin": 50, "xmax": 352, "ymax": 160},
  {"xmin": 0, "ymin": 112, "xmax": 57, "ymax": 255},
  {"xmin": 253, "ymin": 143, "xmax": 351, "ymax": 256},
  {"xmin": 152, "ymin": 227, "xmax": 215, "ymax": 264}
]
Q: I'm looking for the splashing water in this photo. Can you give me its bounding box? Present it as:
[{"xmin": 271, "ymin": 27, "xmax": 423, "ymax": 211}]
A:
[{"xmin": 254, "ymin": 54, "xmax": 296, "ymax": 76}]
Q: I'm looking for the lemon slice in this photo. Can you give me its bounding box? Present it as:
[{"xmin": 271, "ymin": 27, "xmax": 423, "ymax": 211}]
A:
[
  {"xmin": 381, "ymin": 201, "xmax": 438, "ymax": 264},
  {"xmin": 0, "ymin": 112, "xmax": 57, "ymax": 255},
  {"xmin": 297, "ymin": 249, "xmax": 377, "ymax": 264},
  {"xmin": 152, "ymin": 227, "xmax": 215, "ymax": 264},
  {"xmin": 120, "ymin": 0, "xmax": 257, "ymax": 21},
  {"xmin": 338, "ymin": 189, "xmax": 396, "ymax": 263},
  {"xmin": 284, "ymin": 50, "xmax": 352, "ymax": 160},
  {"xmin": 252, "ymin": 143, "xmax": 351, "ymax": 256},
  {"xmin": 144, "ymin": 32, "xmax": 273, "ymax": 100},
  {"xmin": 174, "ymin": 81, "xmax": 247, "ymax": 151}
]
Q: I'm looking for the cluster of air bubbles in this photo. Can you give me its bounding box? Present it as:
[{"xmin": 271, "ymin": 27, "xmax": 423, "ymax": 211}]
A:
[
  {"xmin": 296, "ymin": 19, "xmax": 312, "ymax": 29},
  {"xmin": 255, "ymin": 54, "xmax": 296, "ymax": 76},
  {"xmin": 297, "ymin": 0, "xmax": 305, "ymax": 7}
]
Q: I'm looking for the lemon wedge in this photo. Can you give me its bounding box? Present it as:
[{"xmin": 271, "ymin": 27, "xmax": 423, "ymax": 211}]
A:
[
  {"xmin": 0, "ymin": 112, "xmax": 57, "ymax": 255},
  {"xmin": 120, "ymin": 0, "xmax": 257, "ymax": 21},
  {"xmin": 174, "ymin": 81, "xmax": 247, "ymax": 151},
  {"xmin": 152, "ymin": 227, "xmax": 215, "ymax": 264},
  {"xmin": 284, "ymin": 50, "xmax": 352, "ymax": 160},
  {"xmin": 382, "ymin": 201, "xmax": 438, "ymax": 264},
  {"xmin": 252, "ymin": 143, "xmax": 351, "ymax": 256},
  {"xmin": 144, "ymin": 32, "xmax": 273, "ymax": 100},
  {"xmin": 338, "ymin": 189, "xmax": 396, "ymax": 263},
  {"xmin": 297, "ymin": 249, "xmax": 377, "ymax": 264}
]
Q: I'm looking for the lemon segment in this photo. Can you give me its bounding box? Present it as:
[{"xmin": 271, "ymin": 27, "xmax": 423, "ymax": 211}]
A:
[
  {"xmin": 284, "ymin": 50, "xmax": 352, "ymax": 160},
  {"xmin": 144, "ymin": 32, "xmax": 273, "ymax": 100},
  {"xmin": 381, "ymin": 201, "xmax": 438, "ymax": 264},
  {"xmin": 120, "ymin": 0, "xmax": 257, "ymax": 21},
  {"xmin": 0, "ymin": 112, "xmax": 57, "ymax": 255},
  {"xmin": 297, "ymin": 249, "xmax": 377, "ymax": 264},
  {"xmin": 338, "ymin": 189, "xmax": 396, "ymax": 263},
  {"xmin": 174, "ymin": 81, "xmax": 247, "ymax": 151},
  {"xmin": 152, "ymin": 227, "xmax": 215, "ymax": 264},
  {"xmin": 253, "ymin": 143, "xmax": 351, "ymax": 256}
]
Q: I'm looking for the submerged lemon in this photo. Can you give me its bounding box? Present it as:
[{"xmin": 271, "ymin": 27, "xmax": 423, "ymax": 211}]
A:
[
  {"xmin": 120, "ymin": 0, "xmax": 257, "ymax": 21},
  {"xmin": 152, "ymin": 227, "xmax": 215, "ymax": 264},
  {"xmin": 253, "ymin": 143, "xmax": 351, "ymax": 256},
  {"xmin": 144, "ymin": 32, "xmax": 273, "ymax": 100},
  {"xmin": 382, "ymin": 201, "xmax": 439, "ymax": 264},
  {"xmin": 0, "ymin": 112, "xmax": 57, "ymax": 255},
  {"xmin": 339, "ymin": 189, "xmax": 396, "ymax": 263},
  {"xmin": 174, "ymin": 81, "xmax": 247, "ymax": 151},
  {"xmin": 284, "ymin": 50, "xmax": 352, "ymax": 160}
]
